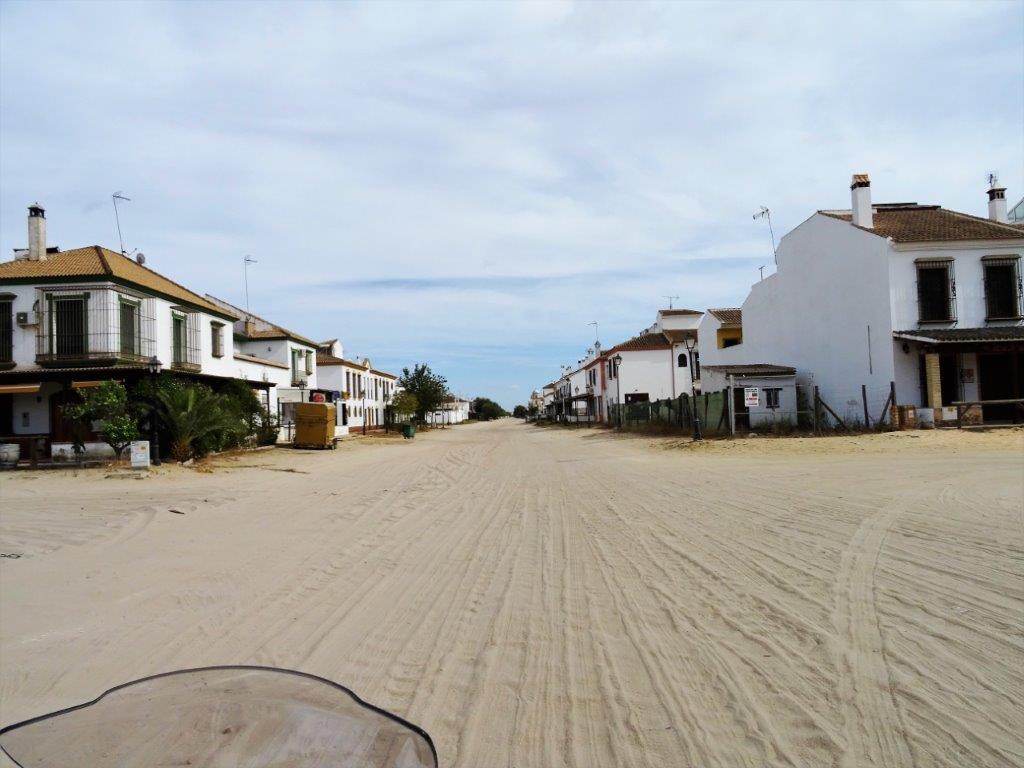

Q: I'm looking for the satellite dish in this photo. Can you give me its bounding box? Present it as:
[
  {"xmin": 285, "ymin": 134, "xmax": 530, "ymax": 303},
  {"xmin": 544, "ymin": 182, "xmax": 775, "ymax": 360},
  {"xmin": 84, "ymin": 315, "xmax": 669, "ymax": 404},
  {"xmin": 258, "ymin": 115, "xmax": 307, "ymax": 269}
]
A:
[{"xmin": 136, "ymin": 252, "xmax": 145, "ymax": 265}]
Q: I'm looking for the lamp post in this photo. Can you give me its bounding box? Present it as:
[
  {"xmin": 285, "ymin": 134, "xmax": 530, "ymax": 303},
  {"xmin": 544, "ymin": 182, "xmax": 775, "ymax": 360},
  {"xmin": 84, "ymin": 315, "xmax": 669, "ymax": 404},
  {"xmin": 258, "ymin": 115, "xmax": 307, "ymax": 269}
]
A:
[
  {"xmin": 613, "ymin": 354, "xmax": 623, "ymax": 430},
  {"xmin": 147, "ymin": 356, "xmax": 162, "ymax": 466},
  {"xmin": 682, "ymin": 337, "xmax": 702, "ymax": 441}
]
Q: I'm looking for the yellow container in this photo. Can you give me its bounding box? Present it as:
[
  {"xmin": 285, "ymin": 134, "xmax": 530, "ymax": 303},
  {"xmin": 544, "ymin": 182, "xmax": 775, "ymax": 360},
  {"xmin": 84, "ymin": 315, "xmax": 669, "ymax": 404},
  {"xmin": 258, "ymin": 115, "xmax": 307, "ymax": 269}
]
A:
[{"xmin": 293, "ymin": 402, "xmax": 337, "ymax": 449}]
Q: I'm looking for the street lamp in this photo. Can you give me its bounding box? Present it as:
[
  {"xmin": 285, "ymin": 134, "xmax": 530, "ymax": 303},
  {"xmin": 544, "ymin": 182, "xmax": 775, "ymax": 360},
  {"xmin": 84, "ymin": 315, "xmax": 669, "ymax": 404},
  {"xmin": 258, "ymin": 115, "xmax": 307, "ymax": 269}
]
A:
[
  {"xmin": 682, "ymin": 336, "xmax": 702, "ymax": 441},
  {"xmin": 147, "ymin": 356, "xmax": 162, "ymax": 466},
  {"xmin": 613, "ymin": 354, "xmax": 623, "ymax": 430}
]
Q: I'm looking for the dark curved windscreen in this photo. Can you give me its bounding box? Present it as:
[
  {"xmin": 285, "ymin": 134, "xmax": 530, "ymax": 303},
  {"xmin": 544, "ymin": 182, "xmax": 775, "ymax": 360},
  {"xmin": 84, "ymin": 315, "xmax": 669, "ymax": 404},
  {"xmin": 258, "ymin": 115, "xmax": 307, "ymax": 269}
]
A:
[{"xmin": 0, "ymin": 666, "xmax": 437, "ymax": 768}]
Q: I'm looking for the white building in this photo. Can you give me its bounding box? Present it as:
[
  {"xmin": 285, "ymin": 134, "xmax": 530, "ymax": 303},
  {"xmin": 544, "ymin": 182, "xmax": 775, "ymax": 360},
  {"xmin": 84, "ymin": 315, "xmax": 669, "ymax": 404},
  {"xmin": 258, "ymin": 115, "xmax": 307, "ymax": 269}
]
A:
[
  {"xmin": 600, "ymin": 309, "xmax": 703, "ymax": 420},
  {"xmin": 699, "ymin": 174, "xmax": 1024, "ymax": 426},
  {"xmin": 0, "ymin": 204, "xmax": 283, "ymax": 459},
  {"xmin": 203, "ymin": 295, "xmax": 320, "ymax": 431},
  {"xmin": 426, "ymin": 395, "xmax": 471, "ymax": 425},
  {"xmin": 315, "ymin": 342, "xmax": 398, "ymax": 434}
]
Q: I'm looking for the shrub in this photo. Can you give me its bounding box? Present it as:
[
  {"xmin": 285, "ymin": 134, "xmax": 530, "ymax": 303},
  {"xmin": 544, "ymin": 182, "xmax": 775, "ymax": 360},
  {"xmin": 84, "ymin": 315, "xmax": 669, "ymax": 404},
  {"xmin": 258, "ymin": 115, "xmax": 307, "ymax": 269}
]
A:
[
  {"xmin": 63, "ymin": 380, "xmax": 139, "ymax": 459},
  {"xmin": 157, "ymin": 383, "xmax": 238, "ymax": 462}
]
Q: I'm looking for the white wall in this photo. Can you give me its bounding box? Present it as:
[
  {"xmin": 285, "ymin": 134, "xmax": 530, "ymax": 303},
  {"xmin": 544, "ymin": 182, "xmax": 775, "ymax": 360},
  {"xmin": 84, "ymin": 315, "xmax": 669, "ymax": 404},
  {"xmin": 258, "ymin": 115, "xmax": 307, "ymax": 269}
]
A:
[
  {"xmin": 889, "ymin": 242, "xmax": 1024, "ymax": 331},
  {"xmin": 700, "ymin": 214, "xmax": 897, "ymax": 413}
]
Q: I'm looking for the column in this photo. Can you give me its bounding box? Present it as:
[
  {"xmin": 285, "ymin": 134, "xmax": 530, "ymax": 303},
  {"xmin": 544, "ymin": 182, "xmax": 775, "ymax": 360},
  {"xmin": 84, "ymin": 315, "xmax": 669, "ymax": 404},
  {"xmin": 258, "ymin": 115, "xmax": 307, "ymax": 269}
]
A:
[{"xmin": 924, "ymin": 352, "xmax": 942, "ymax": 409}]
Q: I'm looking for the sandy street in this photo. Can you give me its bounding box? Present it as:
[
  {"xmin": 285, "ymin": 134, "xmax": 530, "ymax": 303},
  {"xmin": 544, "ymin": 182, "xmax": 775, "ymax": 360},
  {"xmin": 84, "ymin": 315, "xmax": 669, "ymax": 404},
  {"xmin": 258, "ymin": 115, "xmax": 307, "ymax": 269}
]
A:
[{"xmin": 0, "ymin": 421, "xmax": 1022, "ymax": 767}]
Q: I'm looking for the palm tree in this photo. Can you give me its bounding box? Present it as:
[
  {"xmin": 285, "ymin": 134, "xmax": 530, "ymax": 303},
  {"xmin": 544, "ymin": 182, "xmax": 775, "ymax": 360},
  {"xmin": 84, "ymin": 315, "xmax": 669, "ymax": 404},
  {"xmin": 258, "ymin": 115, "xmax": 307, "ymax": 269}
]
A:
[{"xmin": 157, "ymin": 384, "xmax": 238, "ymax": 462}]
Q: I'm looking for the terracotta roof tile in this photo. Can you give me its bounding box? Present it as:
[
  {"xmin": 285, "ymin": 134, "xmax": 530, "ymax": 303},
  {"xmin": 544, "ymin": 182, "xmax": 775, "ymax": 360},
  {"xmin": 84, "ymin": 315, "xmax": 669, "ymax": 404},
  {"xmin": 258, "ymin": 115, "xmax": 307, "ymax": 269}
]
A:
[
  {"xmin": 0, "ymin": 246, "xmax": 237, "ymax": 318},
  {"xmin": 893, "ymin": 327, "xmax": 1024, "ymax": 343},
  {"xmin": 606, "ymin": 331, "xmax": 672, "ymax": 353},
  {"xmin": 819, "ymin": 206, "xmax": 1024, "ymax": 243},
  {"xmin": 708, "ymin": 308, "xmax": 742, "ymax": 325},
  {"xmin": 204, "ymin": 294, "xmax": 317, "ymax": 347}
]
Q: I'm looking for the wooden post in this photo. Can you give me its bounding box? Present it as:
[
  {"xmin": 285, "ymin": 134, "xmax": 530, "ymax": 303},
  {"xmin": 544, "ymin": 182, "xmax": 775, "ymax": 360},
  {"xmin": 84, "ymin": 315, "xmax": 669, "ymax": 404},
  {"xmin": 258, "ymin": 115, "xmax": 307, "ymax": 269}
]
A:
[
  {"xmin": 889, "ymin": 380, "xmax": 897, "ymax": 431},
  {"xmin": 861, "ymin": 384, "xmax": 870, "ymax": 431},
  {"xmin": 812, "ymin": 386, "xmax": 820, "ymax": 434}
]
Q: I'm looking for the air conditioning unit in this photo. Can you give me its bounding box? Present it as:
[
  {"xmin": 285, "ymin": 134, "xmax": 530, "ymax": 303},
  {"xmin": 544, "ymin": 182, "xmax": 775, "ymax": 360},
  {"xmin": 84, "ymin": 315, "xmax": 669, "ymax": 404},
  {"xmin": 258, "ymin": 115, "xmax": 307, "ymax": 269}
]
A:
[{"xmin": 15, "ymin": 311, "xmax": 35, "ymax": 326}]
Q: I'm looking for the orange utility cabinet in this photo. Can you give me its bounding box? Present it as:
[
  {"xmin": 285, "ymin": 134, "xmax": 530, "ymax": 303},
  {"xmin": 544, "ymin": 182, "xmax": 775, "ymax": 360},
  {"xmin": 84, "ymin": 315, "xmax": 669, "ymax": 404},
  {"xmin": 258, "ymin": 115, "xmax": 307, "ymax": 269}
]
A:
[{"xmin": 293, "ymin": 402, "xmax": 337, "ymax": 449}]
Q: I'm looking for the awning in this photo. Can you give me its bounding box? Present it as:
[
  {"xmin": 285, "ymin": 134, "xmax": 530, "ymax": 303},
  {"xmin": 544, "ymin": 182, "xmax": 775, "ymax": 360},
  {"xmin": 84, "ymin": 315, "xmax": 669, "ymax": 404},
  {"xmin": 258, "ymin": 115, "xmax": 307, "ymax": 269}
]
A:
[
  {"xmin": 72, "ymin": 381, "xmax": 104, "ymax": 389},
  {"xmin": 0, "ymin": 384, "xmax": 41, "ymax": 395}
]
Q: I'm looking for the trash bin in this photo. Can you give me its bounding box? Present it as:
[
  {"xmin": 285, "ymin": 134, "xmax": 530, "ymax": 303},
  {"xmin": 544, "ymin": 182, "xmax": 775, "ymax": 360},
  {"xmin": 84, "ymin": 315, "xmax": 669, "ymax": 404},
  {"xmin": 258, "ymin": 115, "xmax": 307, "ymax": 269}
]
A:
[{"xmin": 401, "ymin": 424, "xmax": 416, "ymax": 439}]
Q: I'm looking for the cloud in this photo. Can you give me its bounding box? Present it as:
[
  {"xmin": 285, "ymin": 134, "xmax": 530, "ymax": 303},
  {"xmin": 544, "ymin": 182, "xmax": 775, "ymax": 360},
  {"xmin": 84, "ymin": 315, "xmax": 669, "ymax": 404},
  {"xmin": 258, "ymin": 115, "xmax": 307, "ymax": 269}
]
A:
[{"xmin": 1, "ymin": 0, "xmax": 1021, "ymax": 408}]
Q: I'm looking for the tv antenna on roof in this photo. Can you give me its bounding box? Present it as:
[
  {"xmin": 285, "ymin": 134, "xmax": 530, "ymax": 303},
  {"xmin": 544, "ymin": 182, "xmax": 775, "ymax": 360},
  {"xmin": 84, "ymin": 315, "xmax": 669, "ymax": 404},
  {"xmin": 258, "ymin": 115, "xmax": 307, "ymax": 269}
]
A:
[
  {"xmin": 243, "ymin": 255, "xmax": 257, "ymax": 313},
  {"xmin": 112, "ymin": 192, "xmax": 131, "ymax": 255},
  {"xmin": 664, "ymin": 295, "xmax": 679, "ymax": 309},
  {"xmin": 588, "ymin": 320, "xmax": 599, "ymax": 345},
  {"xmin": 753, "ymin": 205, "xmax": 777, "ymax": 266},
  {"xmin": 987, "ymin": 171, "xmax": 999, "ymax": 188}
]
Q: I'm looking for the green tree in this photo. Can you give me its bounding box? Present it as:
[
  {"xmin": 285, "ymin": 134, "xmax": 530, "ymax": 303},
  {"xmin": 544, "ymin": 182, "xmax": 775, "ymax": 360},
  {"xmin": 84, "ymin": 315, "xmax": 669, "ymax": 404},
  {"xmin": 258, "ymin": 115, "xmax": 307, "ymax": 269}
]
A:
[
  {"xmin": 390, "ymin": 390, "xmax": 419, "ymax": 422},
  {"xmin": 62, "ymin": 380, "xmax": 139, "ymax": 459},
  {"xmin": 512, "ymin": 405, "xmax": 528, "ymax": 419},
  {"xmin": 472, "ymin": 397, "xmax": 508, "ymax": 421},
  {"xmin": 398, "ymin": 364, "xmax": 448, "ymax": 421}
]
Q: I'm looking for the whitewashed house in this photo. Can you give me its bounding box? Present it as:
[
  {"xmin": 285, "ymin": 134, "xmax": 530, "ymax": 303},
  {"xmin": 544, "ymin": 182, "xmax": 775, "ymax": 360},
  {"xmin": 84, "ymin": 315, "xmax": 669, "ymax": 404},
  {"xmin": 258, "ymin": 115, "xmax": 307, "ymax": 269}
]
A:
[
  {"xmin": 0, "ymin": 204, "xmax": 281, "ymax": 459},
  {"xmin": 600, "ymin": 309, "xmax": 703, "ymax": 420},
  {"xmin": 315, "ymin": 343, "xmax": 397, "ymax": 434},
  {"xmin": 203, "ymin": 295, "xmax": 320, "ymax": 431},
  {"xmin": 427, "ymin": 395, "xmax": 471, "ymax": 425},
  {"xmin": 699, "ymin": 174, "xmax": 1024, "ymax": 426}
]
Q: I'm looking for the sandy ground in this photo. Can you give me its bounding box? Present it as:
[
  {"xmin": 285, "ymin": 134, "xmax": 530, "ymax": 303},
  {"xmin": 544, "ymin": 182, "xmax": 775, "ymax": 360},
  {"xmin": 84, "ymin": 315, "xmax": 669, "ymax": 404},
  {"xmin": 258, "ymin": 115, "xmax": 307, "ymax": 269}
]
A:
[{"xmin": 1, "ymin": 421, "xmax": 1022, "ymax": 767}]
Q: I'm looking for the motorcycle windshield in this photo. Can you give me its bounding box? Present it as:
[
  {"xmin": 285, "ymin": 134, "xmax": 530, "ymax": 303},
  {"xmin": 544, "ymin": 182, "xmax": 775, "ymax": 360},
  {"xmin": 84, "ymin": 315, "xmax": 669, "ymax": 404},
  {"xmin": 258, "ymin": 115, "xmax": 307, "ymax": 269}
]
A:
[{"xmin": 0, "ymin": 666, "xmax": 437, "ymax": 768}]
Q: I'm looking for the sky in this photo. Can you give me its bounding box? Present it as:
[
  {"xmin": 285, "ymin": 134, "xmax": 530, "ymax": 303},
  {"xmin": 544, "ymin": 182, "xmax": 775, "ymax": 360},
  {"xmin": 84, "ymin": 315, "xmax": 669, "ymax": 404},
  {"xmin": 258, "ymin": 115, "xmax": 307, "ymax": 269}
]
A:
[{"xmin": 1, "ymin": 1, "xmax": 1021, "ymax": 409}]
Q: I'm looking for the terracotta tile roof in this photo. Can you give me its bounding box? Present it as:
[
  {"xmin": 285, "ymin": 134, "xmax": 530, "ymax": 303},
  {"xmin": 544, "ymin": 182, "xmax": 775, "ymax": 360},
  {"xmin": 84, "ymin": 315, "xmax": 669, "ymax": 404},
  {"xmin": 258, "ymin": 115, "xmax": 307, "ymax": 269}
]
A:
[
  {"xmin": 819, "ymin": 205, "xmax": 1024, "ymax": 243},
  {"xmin": 204, "ymin": 294, "xmax": 317, "ymax": 347},
  {"xmin": 234, "ymin": 352, "xmax": 289, "ymax": 370},
  {"xmin": 316, "ymin": 352, "xmax": 346, "ymax": 366},
  {"xmin": 371, "ymin": 368, "xmax": 397, "ymax": 380},
  {"xmin": 708, "ymin": 308, "xmax": 742, "ymax": 325},
  {"xmin": 659, "ymin": 308, "xmax": 703, "ymax": 316},
  {"xmin": 606, "ymin": 331, "xmax": 672, "ymax": 353},
  {"xmin": 893, "ymin": 327, "xmax": 1024, "ymax": 343},
  {"xmin": 701, "ymin": 363, "xmax": 796, "ymax": 376},
  {"xmin": 0, "ymin": 246, "xmax": 238, "ymax": 319}
]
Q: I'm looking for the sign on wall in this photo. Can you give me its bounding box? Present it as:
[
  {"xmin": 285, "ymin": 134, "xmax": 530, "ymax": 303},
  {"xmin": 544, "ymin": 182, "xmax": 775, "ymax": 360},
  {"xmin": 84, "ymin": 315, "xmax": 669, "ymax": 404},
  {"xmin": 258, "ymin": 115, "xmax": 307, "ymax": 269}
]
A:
[{"xmin": 744, "ymin": 387, "xmax": 760, "ymax": 408}]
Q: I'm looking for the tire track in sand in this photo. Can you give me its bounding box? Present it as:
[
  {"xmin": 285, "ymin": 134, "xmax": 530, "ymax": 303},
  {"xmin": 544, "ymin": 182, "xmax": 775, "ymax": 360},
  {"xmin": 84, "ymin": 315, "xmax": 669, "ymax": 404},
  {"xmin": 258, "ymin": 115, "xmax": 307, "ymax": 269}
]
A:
[{"xmin": 831, "ymin": 499, "xmax": 915, "ymax": 768}]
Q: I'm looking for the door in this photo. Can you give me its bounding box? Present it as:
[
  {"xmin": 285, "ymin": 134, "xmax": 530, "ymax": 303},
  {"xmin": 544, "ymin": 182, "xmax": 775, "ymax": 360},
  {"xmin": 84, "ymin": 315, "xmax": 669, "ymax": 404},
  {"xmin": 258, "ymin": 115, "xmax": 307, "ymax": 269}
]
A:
[
  {"xmin": 732, "ymin": 387, "xmax": 750, "ymax": 431},
  {"xmin": 978, "ymin": 352, "xmax": 1023, "ymax": 423}
]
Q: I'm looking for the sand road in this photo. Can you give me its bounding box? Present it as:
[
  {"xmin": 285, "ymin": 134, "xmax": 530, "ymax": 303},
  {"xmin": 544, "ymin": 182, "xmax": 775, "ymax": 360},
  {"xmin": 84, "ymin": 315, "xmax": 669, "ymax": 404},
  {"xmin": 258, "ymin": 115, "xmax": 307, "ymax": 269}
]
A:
[{"xmin": 1, "ymin": 421, "xmax": 1022, "ymax": 767}]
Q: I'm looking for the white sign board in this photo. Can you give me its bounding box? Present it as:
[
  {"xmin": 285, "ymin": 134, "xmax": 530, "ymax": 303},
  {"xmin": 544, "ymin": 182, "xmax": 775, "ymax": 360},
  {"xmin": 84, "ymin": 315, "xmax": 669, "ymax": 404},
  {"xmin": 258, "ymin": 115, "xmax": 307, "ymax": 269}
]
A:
[
  {"xmin": 744, "ymin": 387, "xmax": 760, "ymax": 408},
  {"xmin": 129, "ymin": 440, "xmax": 151, "ymax": 469}
]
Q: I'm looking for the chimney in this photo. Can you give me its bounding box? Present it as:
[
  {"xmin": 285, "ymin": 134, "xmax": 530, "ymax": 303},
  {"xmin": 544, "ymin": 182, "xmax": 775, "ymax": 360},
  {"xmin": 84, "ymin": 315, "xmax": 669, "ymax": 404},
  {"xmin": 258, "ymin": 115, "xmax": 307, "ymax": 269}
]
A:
[
  {"xmin": 987, "ymin": 179, "xmax": 1008, "ymax": 223},
  {"xmin": 20, "ymin": 203, "xmax": 47, "ymax": 261},
  {"xmin": 850, "ymin": 174, "xmax": 872, "ymax": 229}
]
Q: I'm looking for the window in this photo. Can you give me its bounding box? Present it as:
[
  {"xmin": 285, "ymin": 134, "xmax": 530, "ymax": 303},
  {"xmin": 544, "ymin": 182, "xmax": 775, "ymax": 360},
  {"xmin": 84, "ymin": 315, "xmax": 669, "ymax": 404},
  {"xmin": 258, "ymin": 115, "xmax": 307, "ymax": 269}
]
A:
[
  {"xmin": 172, "ymin": 313, "xmax": 186, "ymax": 365},
  {"xmin": 0, "ymin": 298, "xmax": 12, "ymax": 365},
  {"xmin": 304, "ymin": 350, "xmax": 313, "ymax": 375},
  {"xmin": 211, "ymin": 322, "xmax": 225, "ymax": 358},
  {"xmin": 983, "ymin": 256, "xmax": 1022, "ymax": 320},
  {"xmin": 119, "ymin": 299, "xmax": 140, "ymax": 357},
  {"xmin": 916, "ymin": 260, "xmax": 956, "ymax": 322},
  {"xmin": 291, "ymin": 349, "xmax": 302, "ymax": 384},
  {"xmin": 52, "ymin": 294, "xmax": 87, "ymax": 356},
  {"xmin": 677, "ymin": 353, "xmax": 687, "ymax": 368},
  {"xmin": 765, "ymin": 387, "xmax": 781, "ymax": 409}
]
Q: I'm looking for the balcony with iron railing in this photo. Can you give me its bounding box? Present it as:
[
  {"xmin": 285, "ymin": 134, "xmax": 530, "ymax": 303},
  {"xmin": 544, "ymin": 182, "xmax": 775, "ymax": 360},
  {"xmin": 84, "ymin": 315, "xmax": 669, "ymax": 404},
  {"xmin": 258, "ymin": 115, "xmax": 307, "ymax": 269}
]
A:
[{"xmin": 35, "ymin": 289, "xmax": 156, "ymax": 367}]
